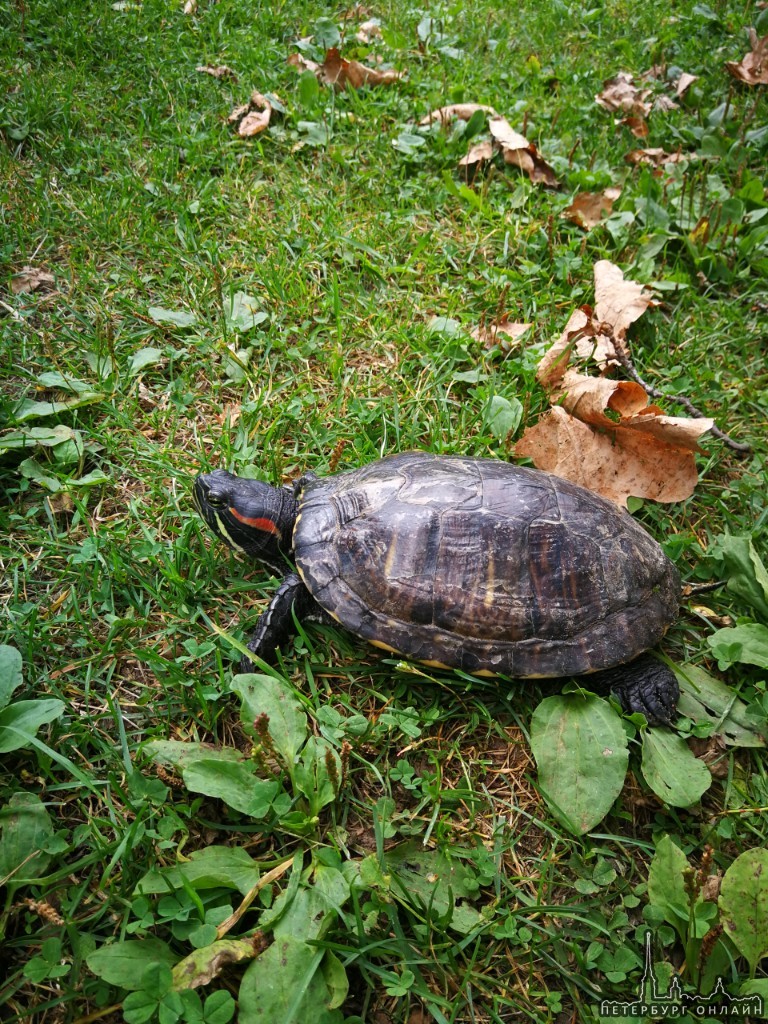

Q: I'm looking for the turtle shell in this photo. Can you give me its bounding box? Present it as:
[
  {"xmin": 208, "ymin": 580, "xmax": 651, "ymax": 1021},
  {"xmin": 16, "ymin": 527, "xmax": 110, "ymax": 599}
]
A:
[{"xmin": 293, "ymin": 452, "xmax": 680, "ymax": 678}]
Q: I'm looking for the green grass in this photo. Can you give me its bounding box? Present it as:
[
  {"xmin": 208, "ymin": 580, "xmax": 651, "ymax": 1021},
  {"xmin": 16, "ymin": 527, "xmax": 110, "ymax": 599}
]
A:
[{"xmin": 2, "ymin": 0, "xmax": 768, "ymax": 1020}]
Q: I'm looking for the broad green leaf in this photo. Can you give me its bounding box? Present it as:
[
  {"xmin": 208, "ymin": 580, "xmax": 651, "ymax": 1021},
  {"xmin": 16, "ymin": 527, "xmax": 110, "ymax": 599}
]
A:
[
  {"xmin": 641, "ymin": 730, "xmax": 711, "ymax": 807},
  {"xmin": 238, "ymin": 937, "xmax": 342, "ymax": 1024},
  {"xmin": 530, "ymin": 695, "xmax": 628, "ymax": 835},
  {"xmin": 181, "ymin": 759, "xmax": 281, "ymax": 817},
  {"xmin": 0, "ymin": 792, "xmax": 54, "ymax": 883},
  {"xmin": 148, "ymin": 306, "xmax": 197, "ymax": 328},
  {"xmin": 484, "ymin": 395, "xmax": 523, "ymax": 440},
  {"xmin": 19, "ymin": 458, "xmax": 62, "ymax": 491},
  {"xmin": 719, "ymin": 848, "xmax": 768, "ymax": 976},
  {"xmin": 67, "ymin": 469, "xmax": 111, "ymax": 488},
  {"xmin": 647, "ymin": 835, "xmax": 692, "ymax": 941},
  {"xmin": 202, "ymin": 991, "xmax": 236, "ymax": 1024},
  {"xmin": 380, "ymin": 842, "xmax": 481, "ymax": 931},
  {"xmin": 0, "ymin": 425, "xmax": 79, "ymax": 454},
  {"xmin": 298, "ymin": 70, "xmax": 320, "ymax": 108},
  {"xmin": 427, "ymin": 315, "xmax": 463, "ymax": 337},
  {"xmin": 171, "ymin": 939, "xmax": 256, "ymax": 990},
  {"xmin": 122, "ymin": 990, "xmax": 159, "ymax": 1024},
  {"xmin": 293, "ymin": 736, "xmax": 341, "ymax": 812},
  {"xmin": 222, "ymin": 347, "xmax": 250, "ymax": 382},
  {"xmin": 273, "ymin": 885, "xmax": 340, "ymax": 943},
  {"xmin": 708, "ymin": 623, "xmax": 768, "ymax": 670},
  {"xmin": 0, "ymin": 699, "xmax": 65, "ymax": 753},
  {"xmin": 36, "ymin": 371, "xmax": 96, "ymax": 394},
  {"xmin": 313, "ymin": 16, "xmax": 340, "ymax": 49},
  {"xmin": 85, "ymin": 939, "xmax": 176, "ymax": 989},
  {"xmin": 0, "ymin": 646, "xmax": 23, "ymax": 710},
  {"xmin": 13, "ymin": 393, "xmax": 105, "ymax": 421},
  {"xmin": 225, "ymin": 292, "xmax": 268, "ymax": 333},
  {"xmin": 144, "ymin": 740, "xmax": 246, "ymax": 770},
  {"xmin": 676, "ymin": 663, "xmax": 766, "ymax": 746},
  {"xmin": 128, "ymin": 348, "xmax": 164, "ymax": 374},
  {"xmin": 708, "ymin": 534, "xmax": 768, "ymax": 621},
  {"xmin": 135, "ymin": 846, "xmax": 261, "ymax": 897},
  {"xmin": 321, "ymin": 952, "xmax": 348, "ymax": 1011},
  {"xmin": 231, "ymin": 674, "xmax": 307, "ymax": 764}
]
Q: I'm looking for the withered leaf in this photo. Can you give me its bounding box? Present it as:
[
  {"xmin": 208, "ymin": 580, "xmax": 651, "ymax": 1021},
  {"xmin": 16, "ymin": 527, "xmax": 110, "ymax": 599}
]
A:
[
  {"xmin": 229, "ymin": 91, "xmax": 272, "ymax": 137},
  {"xmin": 676, "ymin": 72, "xmax": 698, "ymax": 96},
  {"xmin": 459, "ymin": 139, "xmax": 494, "ymax": 167},
  {"xmin": 626, "ymin": 147, "xmax": 687, "ymax": 166},
  {"xmin": 725, "ymin": 29, "xmax": 768, "ymax": 86},
  {"xmin": 420, "ymin": 103, "xmax": 498, "ymax": 125},
  {"xmin": 653, "ymin": 95, "xmax": 678, "ymax": 113},
  {"xmin": 11, "ymin": 266, "xmax": 56, "ymax": 295},
  {"xmin": 621, "ymin": 114, "xmax": 649, "ymax": 137},
  {"xmin": 515, "ymin": 406, "xmax": 708, "ymax": 507},
  {"xmin": 356, "ymin": 19, "xmax": 382, "ymax": 43},
  {"xmin": 519, "ymin": 261, "xmax": 713, "ymax": 506},
  {"xmin": 196, "ymin": 65, "xmax": 237, "ymax": 81},
  {"xmin": 488, "ymin": 116, "xmax": 559, "ymax": 188},
  {"xmin": 596, "ymin": 72, "xmax": 652, "ymax": 115},
  {"xmin": 471, "ymin": 318, "xmax": 532, "ymax": 350},
  {"xmin": 183, "ymin": 0, "xmax": 197, "ymax": 13},
  {"xmin": 293, "ymin": 47, "xmax": 403, "ymax": 90},
  {"xmin": 563, "ymin": 187, "xmax": 621, "ymax": 230}
]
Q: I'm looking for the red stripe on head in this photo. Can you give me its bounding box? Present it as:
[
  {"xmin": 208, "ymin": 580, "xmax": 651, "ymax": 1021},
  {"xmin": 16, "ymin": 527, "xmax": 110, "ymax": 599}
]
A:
[{"xmin": 229, "ymin": 508, "xmax": 282, "ymax": 538}]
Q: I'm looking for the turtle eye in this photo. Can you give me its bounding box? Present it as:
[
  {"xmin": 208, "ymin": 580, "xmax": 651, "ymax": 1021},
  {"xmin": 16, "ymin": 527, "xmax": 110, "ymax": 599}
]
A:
[{"xmin": 206, "ymin": 492, "xmax": 227, "ymax": 510}]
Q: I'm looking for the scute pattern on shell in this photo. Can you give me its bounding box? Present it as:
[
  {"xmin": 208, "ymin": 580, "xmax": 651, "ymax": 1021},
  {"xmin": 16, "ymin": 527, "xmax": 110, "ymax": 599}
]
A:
[{"xmin": 293, "ymin": 452, "xmax": 680, "ymax": 678}]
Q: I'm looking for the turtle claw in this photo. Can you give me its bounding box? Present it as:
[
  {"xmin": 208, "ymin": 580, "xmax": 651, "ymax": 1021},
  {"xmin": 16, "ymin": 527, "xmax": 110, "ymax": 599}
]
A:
[{"xmin": 610, "ymin": 656, "xmax": 680, "ymax": 726}]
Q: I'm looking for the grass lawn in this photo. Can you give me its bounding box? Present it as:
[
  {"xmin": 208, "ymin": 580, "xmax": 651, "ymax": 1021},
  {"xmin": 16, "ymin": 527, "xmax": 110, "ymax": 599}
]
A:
[{"xmin": 2, "ymin": 0, "xmax": 768, "ymax": 1021}]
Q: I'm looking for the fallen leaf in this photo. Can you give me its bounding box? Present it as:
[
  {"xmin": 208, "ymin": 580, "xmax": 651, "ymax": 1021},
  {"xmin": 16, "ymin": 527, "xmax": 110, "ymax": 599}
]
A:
[
  {"xmin": 356, "ymin": 18, "xmax": 382, "ymax": 43},
  {"xmin": 419, "ymin": 103, "xmax": 498, "ymax": 125},
  {"xmin": 196, "ymin": 65, "xmax": 237, "ymax": 81},
  {"xmin": 516, "ymin": 261, "xmax": 713, "ymax": 506},
  {"xmin": 229, "ymin": 91, "xmax": 272, "ymax": 137},
  {"xmin": 625, "ymin": 147, "xmax": 687, "ymax": 166},
  {"xmin": 183, "ymin": 0, "xmax": 197, "ymax": 13},
  {"xmin": 676, "ymin": 72, "xmax": 698, "ymax": 96},
  {"xmin": 458, "ymin": 139, "xmax": 494, "ymax": 167},
  {"xmin": 11, "ymin": 266, "xmax": 56, "ymax": 295},
  {"xmin": 292, "ymin": 47, "xmax": 403, "ymax": 90},
  {"xmin": 621, "ymin": 114, "xmax": 649, "ymax": 137},
  {"xmin": 595, "ymin": 72, "xmax": 652, "ymax": 115},
  {"xmin": 488, "ymin": 116, "xmax": 558, "ymax": 187},
  {"xmin": 471, "ymin": 317, "xmax": 532, "ymax": 350},
  {"xmin": 563, "ymin": 187, "xmax": 621, "ymax": 230},
  {"xmin": 653, "ymin": 95, "xmax": 678, "ymax": 113},
  {"xmin": 515, "ymin": 405, "xmax": 708, "ymax": 506},
  {"xmin": 725, "ymin": 29, "xmax": 768, "ymax": 86}
]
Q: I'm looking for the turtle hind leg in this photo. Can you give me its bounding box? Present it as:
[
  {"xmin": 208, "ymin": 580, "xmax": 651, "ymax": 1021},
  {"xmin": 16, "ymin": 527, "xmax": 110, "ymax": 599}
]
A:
[
  {"xmin": 240, "ymin": 572, "xmax": 316, "ymax": 672},
  {"xmin": 586, "ymin": 655, "xmax": 679, "ymax": 726}
]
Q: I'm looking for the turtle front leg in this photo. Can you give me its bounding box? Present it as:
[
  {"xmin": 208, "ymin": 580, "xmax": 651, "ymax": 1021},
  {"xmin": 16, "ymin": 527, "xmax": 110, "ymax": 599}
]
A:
[
  {"xmin": 586, "ymin": 655, "xmax": 679, "ymax": 726},
  {"xmin": 240, "ymin": 572, "xmax": 316, "ymax": 672}
]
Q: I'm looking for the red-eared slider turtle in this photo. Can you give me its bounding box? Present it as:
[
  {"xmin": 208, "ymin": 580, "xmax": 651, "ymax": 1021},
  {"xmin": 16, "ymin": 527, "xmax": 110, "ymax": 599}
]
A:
[{"xmin": 194, "ymin": 452, "xmax": 681, "ymax": 723}]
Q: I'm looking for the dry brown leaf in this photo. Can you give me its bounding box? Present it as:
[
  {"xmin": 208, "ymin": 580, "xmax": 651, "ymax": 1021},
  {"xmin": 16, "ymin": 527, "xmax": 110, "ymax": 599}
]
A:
[
  {"xmin": 314, "ymin": 47, "xmax": 403, "ymax": 89},
  {"xmin": 228, "ymin": 91, "xmax": 272, "ymax": 137},
  {"xmin": 594, "ymin": 259, "xmax": 655, "ymax": 341},
  {"xmin": 626, "ymin": 147, "xmax": 687, "ymax": 166},
  {"xmin": 196, "ymin": 65, "xmax": 238, "ymax": 81},
  {"xmin": 11, "ymin": 266, "xmax": 56, "ymax": 295},
  {"xmin": 725, "ymin": 29, "xmax": 768, "ymax": 85},
  {"xmin": 488, "ymin": 116, "xmax": 559, "ymax": 187},
  {"xmin": 653, "ymin": 95, "xmax": 678, "ymax": 113},
  {"xmin": 419, "ymin": 103, "xmax": 497, "ymax": 125},
  {"xmin": 621, "ymin": 114, "xmax": 649, "ymax": 137},
  {"xmin": 458, "ymin": 139, "xmax": 494, "ymax": 167},
  {"xmin": 356, "ymin": 19, "xmax": 382, "ymax": 43},
  {"xmin": 595, "ymin": 72, "xmax": 652, "ymax": 115},
  {"xmin": 515, "ymin": 406, "xmax": 706, "ymax": 507},
  {"xmin": 287, "ymin": 52, "xmax": 319, "ymax": 73},
  {"xmin": 563, "ymin": 187, "xmax": 621, "ymax": 230},
  {"xmin": 676, "ymin": 72, "xmax": 698, "ymax": 96},
  {"xmin": 183, "ymin": 0, "xmax": 197, "ymax": 12},
  {"xmin": 519, "ymin": 261, "xmax": 713, "ymax": 506},
  {"xmin": 471, "ymin": 318, "xmax": 532, "ymax": 350}
]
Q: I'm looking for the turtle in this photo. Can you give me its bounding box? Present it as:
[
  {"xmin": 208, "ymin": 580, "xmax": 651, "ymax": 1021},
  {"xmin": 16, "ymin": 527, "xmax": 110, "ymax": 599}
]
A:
[{"xmin": 194, "ymin": 451, "xmax": 681, "ymax": 723}]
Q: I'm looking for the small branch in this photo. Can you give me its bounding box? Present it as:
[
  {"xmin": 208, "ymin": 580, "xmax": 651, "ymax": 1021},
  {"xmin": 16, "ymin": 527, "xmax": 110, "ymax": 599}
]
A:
[{"xmin": 612, "ymin": 343, "xmax": 752, "ymax": 456}]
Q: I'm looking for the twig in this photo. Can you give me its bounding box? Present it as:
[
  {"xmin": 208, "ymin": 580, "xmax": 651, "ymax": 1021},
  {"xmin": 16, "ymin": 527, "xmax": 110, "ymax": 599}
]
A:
[{"xmin": 612, "ymin": 342, "xmax": 752, "ymax": 456}]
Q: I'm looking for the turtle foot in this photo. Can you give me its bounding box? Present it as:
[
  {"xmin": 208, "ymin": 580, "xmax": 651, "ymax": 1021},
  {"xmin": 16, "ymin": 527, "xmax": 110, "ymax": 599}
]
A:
[{"xmin": 589, "ymin": 655, "xmax": 679, "ymax": 726}]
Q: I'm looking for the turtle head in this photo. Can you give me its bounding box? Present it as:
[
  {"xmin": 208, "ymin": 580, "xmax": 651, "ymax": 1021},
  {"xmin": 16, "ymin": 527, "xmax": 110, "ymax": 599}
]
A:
[{"xmin": 194, "ymin": 469, "xmax": 297, "ymax": 572}]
